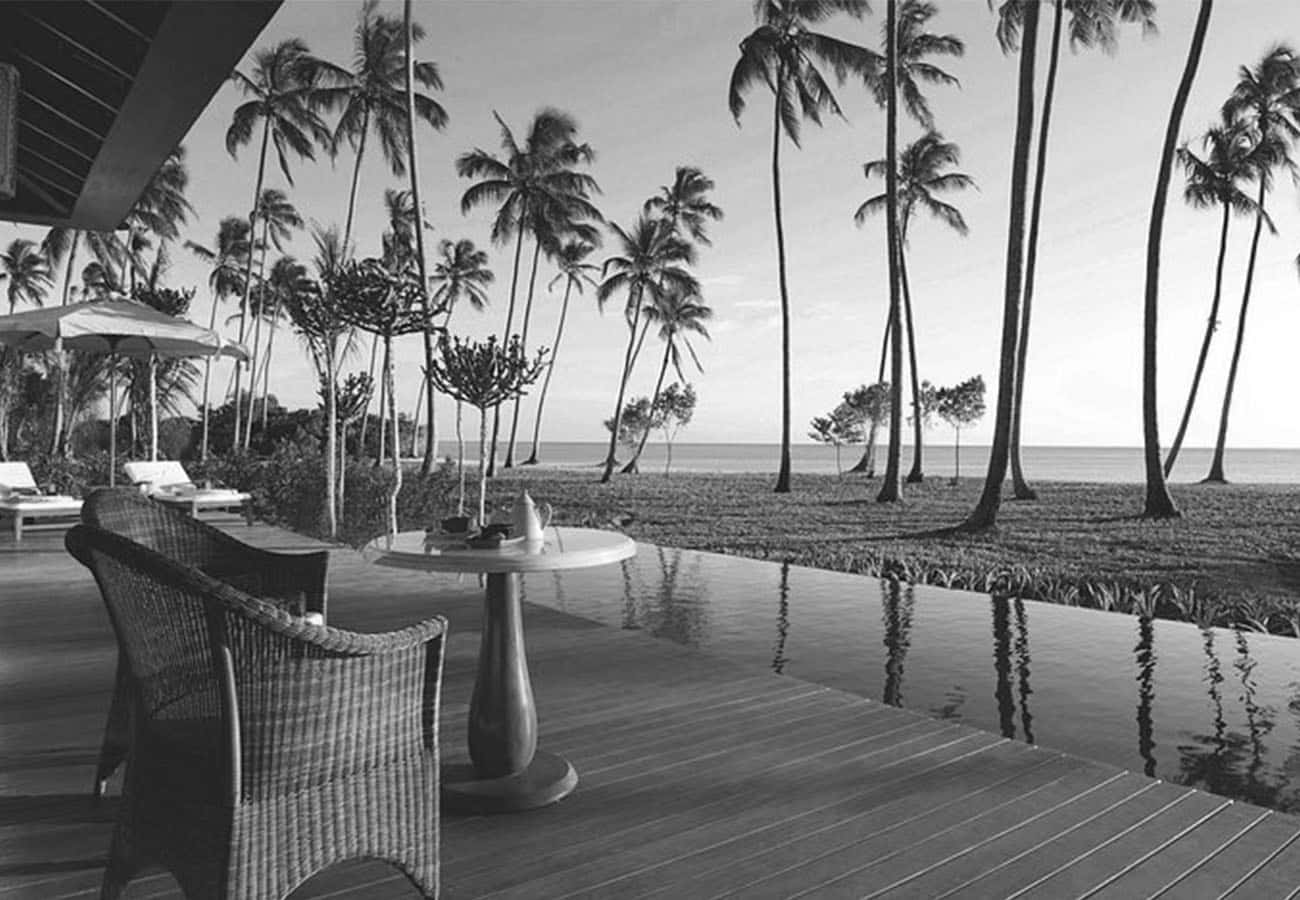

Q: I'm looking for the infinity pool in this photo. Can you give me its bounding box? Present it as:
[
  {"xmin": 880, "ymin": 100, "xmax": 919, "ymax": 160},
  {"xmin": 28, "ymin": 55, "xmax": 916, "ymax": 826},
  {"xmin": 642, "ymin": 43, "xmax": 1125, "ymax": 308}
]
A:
[{"xmin": 512, "ymin": 542, "xmax": 1300, "ymax": 813}]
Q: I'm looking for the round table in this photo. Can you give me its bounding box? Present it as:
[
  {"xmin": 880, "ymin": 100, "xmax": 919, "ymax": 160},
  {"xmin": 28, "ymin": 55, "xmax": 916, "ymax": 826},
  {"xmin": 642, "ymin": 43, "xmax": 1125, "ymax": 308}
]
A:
[{"xmin": 364, "ymin": 526, "xmax": 636, "ymax": 813}]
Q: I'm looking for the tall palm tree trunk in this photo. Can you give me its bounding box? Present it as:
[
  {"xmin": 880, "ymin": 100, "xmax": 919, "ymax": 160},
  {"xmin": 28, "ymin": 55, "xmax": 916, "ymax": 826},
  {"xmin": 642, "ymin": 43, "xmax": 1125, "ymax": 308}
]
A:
[
  {"xmin": 1010, "ymin": 0, "xmax": 1065, "ymax": 501},
  {"xmin": 1166, "ymin": 202, "xmax": 1231, "ymax": 476},
  {"xmin": 358, "ymin": 334, "xmax": 380, "ymax": 456},
  {"xmin": 504, "ymin": 239, "xmax": 544, "ymax": 468},
  {"xmin": 200, "ymin": 290, "xmax": 221, "ymax": 462},
  {"xmin": 900, "ymin": 246, "xmax": 924, "ymax": 483},
  {"xmin": 50, "ymin": 231, "xmax": 80, "ymax": 456},
  {"xmin": 624, "ymin": 339, "xmax": 673, "ymax": 474},
  {"xmin": 385, "ymin": 334, "xmax": 401, "ymax": 536},
  {"xmin": 341, "ymin": 108, "xmax": 370, "ymax": 258},
  {"xmin": 877, "ymin": 0, "xmax": 905, "ymax": 504},
  {"xmin": 525, "ymin": 278, "xmax": 575, "ymax": 465},
  {"xmin": 325, "ymin": 353, "xmax": 338, "ymax": 539},
  {"xmin": 234, "ymin": 119, "xmax": 271, "ymax": 449},
  {"xmin": 243, "ymin": 219, "xmax": 272, "ymax": 450},
  {"xmin": 1205, "ymin": 185, "xmax": 1264, "ymax": 483},
  {"xmin": 965, "ymin": 0, "xmax": 1041, "ymax": 529},
  {"xmin": 849, "ymin": 303, "xmax": 892, "ymax": 474},
  {"xmin": 410, "ymin": 378, "xmax": 425, "ymax": 458},
  {"xmin": 1142, "ymin": 0, "xmax": 1212, "ymax": 518},
  {"xmin": 455, "ymin": 401, "xmax": 467, "ymax": 514},
  {"xmin": 405, "ymin": 0, "xmax": 437, "ymax": 476},
  {"xmin": 601, "ymin": 288, "xmax": 644, "ymax": 483},
  {"xmin": 258, "ymin": 296, "xmax": 283, "ymax": 431},
  {"xmin": 771, "ymin": 67, "xmax": 794, "ymax": 494},
  {"xmin": 488, "ymin": 219, "xmax": 529, "ymax": 478}
]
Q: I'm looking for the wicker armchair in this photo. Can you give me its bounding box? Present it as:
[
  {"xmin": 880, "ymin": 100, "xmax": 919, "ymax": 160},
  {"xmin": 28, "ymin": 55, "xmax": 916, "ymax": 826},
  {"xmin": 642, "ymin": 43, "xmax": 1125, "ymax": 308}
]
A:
[
  {"xmin": 67, "ymin": 524, "xmax": 446, "ymax": 900},
  {"xmin": 80, "ymin": 488, "xmax": 330, "ymax": 800}
]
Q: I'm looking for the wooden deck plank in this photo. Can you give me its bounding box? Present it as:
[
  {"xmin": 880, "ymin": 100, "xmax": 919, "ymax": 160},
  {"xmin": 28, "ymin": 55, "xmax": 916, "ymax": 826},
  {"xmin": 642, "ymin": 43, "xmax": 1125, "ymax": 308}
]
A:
[{"xmin": 4, "ymin": 525, "xmax": 1300, "ymax": 900}]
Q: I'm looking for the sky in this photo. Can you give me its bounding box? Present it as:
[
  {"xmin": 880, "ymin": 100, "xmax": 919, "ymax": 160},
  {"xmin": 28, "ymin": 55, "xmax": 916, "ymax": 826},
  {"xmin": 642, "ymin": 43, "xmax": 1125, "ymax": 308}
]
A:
[{"xmin": 8, "ymin": 0, "xmax": 1300, "ymax": 451}]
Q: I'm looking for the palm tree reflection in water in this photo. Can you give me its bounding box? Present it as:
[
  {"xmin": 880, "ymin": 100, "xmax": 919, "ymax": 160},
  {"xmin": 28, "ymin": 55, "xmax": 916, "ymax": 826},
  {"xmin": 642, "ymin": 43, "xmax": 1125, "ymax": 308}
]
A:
[
  {"xmin": 618, "ymin": 549, "xmax": 710, "ymax": 646},
  {"xmin": 990, "ymin": 595, "xmax": 1035, "ymax": 742},
  {"xmin": 1135, "ymin": 615, "xmax": 1158, "ymax": 777},
  {"xmin": 771, "ymin": 562, "xmax": 790, "ymax": 675},
  {"xmin": 882, "ymin": 581, "xmax": 915, "ymax": 708}
]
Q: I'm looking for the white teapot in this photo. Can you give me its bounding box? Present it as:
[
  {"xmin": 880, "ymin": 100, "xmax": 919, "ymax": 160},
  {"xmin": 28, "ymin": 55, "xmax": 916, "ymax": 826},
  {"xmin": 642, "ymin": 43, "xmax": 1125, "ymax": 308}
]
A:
[{"xmin": 511, "ymin": 491, "xmax": 552, "ymax": 543}]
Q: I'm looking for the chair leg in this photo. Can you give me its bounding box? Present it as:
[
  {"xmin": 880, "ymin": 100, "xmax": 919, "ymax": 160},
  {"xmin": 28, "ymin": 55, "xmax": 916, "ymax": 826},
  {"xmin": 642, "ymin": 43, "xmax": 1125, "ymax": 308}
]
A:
[
  {"xmin": 93, "ymin": 654, "xmax": 131, "ymax": 801},
  {"xmin": 98, "ymin": 828, "xmax": 138, "ymax": 900}
]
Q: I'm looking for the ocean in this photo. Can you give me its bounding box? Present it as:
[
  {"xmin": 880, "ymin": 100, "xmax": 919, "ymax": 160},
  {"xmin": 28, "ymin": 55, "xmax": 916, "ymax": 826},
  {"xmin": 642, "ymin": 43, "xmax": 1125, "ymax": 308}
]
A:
[{"xmin": 447, "ymin": 442, "xmax": 1300, "ymax": 484}]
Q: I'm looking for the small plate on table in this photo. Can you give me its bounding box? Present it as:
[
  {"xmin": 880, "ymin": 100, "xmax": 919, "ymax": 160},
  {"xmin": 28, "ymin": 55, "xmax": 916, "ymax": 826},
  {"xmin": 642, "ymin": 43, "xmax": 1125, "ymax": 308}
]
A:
[{"xmin": 465, "ymin": 534, "xmax": 525, "ymax": 550}]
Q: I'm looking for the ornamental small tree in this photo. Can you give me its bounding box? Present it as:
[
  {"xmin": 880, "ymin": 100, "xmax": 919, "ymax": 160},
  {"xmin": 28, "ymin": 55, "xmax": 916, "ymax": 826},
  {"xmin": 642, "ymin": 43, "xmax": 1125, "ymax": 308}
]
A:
[
  {"xmin": 654, "ymin": 382, "xmax": 696, "ymax": 476},
  {"xmin": 935, "ymin": 374, "xmax": 986, "ymax": 483},
  {"xmin": 427, "ymin": 334, "xmax": 546, "ymax": 525},
  {"xmin": 604, "ymin": 396, "xmax": 654, "ymax": 462},
  {"xmin": 329, "ymin": 259, "xmax": 442, "ymax": 537},
  {"xmin": 809, "ymin": 400, "xmax": 865, "ymax": 477},
  {"xmin": 843, "ymin": 381, "xmax": 890, "ymax": 477}
]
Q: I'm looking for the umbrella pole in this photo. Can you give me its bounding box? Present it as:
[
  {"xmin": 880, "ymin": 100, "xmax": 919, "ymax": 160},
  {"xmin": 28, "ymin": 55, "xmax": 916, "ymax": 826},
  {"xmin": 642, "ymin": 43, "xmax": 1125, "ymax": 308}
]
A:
[
  {"xmin": 108, "ymin": 357, "xmax": 117, "ymax": 487},
  {"xmin": 150, "ymin": 354, "xmax": 158, "ymax": 462}
]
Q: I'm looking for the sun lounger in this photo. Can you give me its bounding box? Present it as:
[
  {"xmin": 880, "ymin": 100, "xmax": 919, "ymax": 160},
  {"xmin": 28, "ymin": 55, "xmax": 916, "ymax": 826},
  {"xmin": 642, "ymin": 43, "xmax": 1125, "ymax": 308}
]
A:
[
  {"xmin": 0, "ymin": 462, "xmax": 83, "ymax": 542},
  {"xmin": 122, "ymin": 460, "xmax": 253, "ymax": 525}
]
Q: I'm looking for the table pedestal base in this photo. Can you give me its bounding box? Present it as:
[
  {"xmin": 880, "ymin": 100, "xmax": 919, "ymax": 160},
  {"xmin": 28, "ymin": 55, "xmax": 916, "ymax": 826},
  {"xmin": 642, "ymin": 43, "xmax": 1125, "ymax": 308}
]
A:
[{"xmin": 442, "ymin": 750, "xmax": 578, "ymax": 814}]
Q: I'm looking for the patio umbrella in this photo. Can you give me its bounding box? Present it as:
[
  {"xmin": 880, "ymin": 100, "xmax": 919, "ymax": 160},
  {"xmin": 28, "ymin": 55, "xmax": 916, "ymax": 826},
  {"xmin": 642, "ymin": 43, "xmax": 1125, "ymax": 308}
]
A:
[{"xmin": 0, "ymin": 299, "xmax": 248, "ymax": 483}]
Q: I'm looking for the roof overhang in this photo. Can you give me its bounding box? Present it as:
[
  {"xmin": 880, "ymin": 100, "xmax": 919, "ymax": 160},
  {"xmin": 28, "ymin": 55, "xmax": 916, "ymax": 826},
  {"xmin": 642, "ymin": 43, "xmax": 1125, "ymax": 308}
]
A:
[{"xmin": 0, "ymin": 1, "xmax": 281, "ymax": 230}]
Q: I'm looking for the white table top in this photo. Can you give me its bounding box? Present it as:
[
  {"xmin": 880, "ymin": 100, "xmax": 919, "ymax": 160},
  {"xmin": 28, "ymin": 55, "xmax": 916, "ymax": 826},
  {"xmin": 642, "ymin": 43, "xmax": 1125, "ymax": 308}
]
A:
[{"xmin": 363, "ymin": 526, "xmax": 636, "ymax": 575}]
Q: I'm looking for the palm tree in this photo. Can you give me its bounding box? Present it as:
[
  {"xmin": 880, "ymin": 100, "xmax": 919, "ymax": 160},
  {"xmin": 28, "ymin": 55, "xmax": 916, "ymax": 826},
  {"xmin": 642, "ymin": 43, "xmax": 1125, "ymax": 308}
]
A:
[
  {"xmin": 185, "ymin": 217, "xmax": 254, "ymax": 461},
  {"xmin": 456, "ymin": 108, "xmax": 601, "ymax": 473},
  {"xmin": 964, "ymin": 0, "xmax": 1041, "ymax": 529},
  {"xmin": 314, "ymin": 0, "xmax": 447, "ymax": 256},
  {"xmin": 0, "ymin": 240, "xmax": 53, "ymax": 460},
  {"xmin": 122, "ymin": 146, "xmax": 194, "ymax": 292},
  {"xmin": 1204, "ymin": 45, "xmax": 1300, "ymax": 484},
  {"xmin": 429, "ymin": 238, "xmax": 493, "ymax": 483},
  {"xmin": 598, "ymin": 217, "xmax": 698, "ymax": 483},
  {"xmin": 1140, "ymin": 0, "xmax": 1214, "ymax": 518},
  {"xmin": 227, "ymin": 38, "xmax": 330, "ymax": 447},
  {"xmin": 644, "ymin": 166, "xmax": 724, "ymax": 246},
  {"xmin": 858, "ymin": 131, "xmax": 973, "ymax": 484},
  {"xmin": 254, "ymin": 255, "xmax": 313, "ymax": 433},
  {"xmin": 524, "ymin": 239, "xmax": 599, "ymax": 465},
  {"xmin": 1164, "ymin": 115, "xmax": 1269, "ymax": 476},
  {"xmin": 622, "ymin": 289, "xmax": 712, "ymax": 474},
  {"xmin": 243, "ymin": 188, "xmax": 302, "ymax": 449},
  {"xmin": 1009, "ymin": 0, "xmax": 1157, "ymax": 500},
  {"xmin": 729, "ymin": 0, "xmax": 878, "ymax": 493}
]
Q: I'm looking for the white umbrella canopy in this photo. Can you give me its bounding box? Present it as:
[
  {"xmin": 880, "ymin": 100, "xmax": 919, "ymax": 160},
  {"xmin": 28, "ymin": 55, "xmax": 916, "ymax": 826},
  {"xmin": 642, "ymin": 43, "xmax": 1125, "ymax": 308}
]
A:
[{"xmin": 0, "ymin": 300, "xmax": 249, "ymax": 480}]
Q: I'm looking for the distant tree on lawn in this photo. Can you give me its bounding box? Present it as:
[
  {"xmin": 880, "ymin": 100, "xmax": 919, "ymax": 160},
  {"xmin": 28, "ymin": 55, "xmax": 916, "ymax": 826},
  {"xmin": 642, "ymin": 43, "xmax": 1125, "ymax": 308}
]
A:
[
  {"xmin": 935, "ymin": 374, "xmax": 986, "ymax": 483},
  {"xmin": 655, "ymin": 382, "xmax": 697, "ymax": 477},
  {"xmin": 810, "ymin": 401, "xmax": 866, "ymax": 477},
  {"xmin": 605, "ymin": 396, "xmax": 654, "ymax": 461},
  {"xmin": 842, "ymin": 381, "xmax": 891, "ymax": 477}
]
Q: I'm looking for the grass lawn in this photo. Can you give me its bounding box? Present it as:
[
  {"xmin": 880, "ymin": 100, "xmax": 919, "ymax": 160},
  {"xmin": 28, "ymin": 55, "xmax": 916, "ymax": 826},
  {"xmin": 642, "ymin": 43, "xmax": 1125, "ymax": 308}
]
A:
[{"xmin": 472, "ymin": 466, "xmax": 1300, "ymax": 631}]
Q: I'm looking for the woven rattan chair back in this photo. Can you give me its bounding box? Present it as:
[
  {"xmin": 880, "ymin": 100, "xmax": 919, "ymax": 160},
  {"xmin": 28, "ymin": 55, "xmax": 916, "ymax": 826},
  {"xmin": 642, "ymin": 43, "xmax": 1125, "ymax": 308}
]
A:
[
  {"xmin": 79, "ymin": 488, "xmax": 330, "ymax": 800},
  {"xmin": 67, "ymin": 523, "xmax": 445, "ymax": 900}
]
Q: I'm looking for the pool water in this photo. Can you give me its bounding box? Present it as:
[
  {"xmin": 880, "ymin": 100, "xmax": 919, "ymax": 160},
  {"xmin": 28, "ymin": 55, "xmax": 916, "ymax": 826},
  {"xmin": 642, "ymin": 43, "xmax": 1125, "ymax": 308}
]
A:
[{"xmin": 512, "ymin": 542, "xmax": 1300, "ymax": 814}]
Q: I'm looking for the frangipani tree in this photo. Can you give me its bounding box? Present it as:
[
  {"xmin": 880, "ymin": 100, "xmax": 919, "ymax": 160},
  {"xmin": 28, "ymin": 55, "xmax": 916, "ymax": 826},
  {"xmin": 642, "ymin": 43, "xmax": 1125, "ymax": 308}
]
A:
[
  {"xmin": 328, "ymin": 258, "xmax": 439, "ymax": 537},
  {"xmin": 427, "ymin": 335, "xmax": 545, "ymax": 524}
]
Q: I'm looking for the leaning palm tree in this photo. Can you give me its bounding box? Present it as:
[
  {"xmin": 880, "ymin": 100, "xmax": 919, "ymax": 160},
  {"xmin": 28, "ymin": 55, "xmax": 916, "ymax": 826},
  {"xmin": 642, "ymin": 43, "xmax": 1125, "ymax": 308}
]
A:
[
  {"xmin": 858, "ymin": 131, "xmax": 973, "ymax": 484},
  {"xmin": 1204, "ymin": 44, "xmax": 1300, "ymax": 484},
  {"xmin": 243, "ymin": 188, "xmax": 302, "ymax": 449},
  {"xmin": 254, "ymin": 255, "xmax": 313, "ymax": 432},
  {"xmin": 964, "ymin": 0, "xmax": 1042, "ymax": 529},
  {"xmin": 227, "ymin": 37, "xmax": 330, "ymax": 447},
  {"xmin": 429, "ymin": 238, "xmax": 493, "ymax": 483},
  {"xmin": 597, "ymin": 216, "xmax": 698, "ymax": 484},
  {"xmin": 1009, "ymin": 0, "xmax": 1157, "ymax": 500},
  {"xmin": 0, "ymin": 240, "xmax": 53, "ymax": 460},
  {"xmin": 313, "ymin": 0, "xmax": 447, "ymax": 256},
  {"xmin": 185, "ymin": 218, "xmax": 254, "ymax": 461},
  {"xmin": 456, "ymin": 108, "xmax": 601, "ymax": 473},
  {"xmin": 729, "ymin": 0, "xmax": 878, "ymax": 493},
  {"xmin": 1140, "ymin": 0, "xmax": 1214, "ymax": 518},
  {"xmin": 644, "ymin": 166, "xmax": 725, "ymax": 246},
  {"xmin": 524, "ymin": 238, "xmax": 600, "ymax": 465},
  {"xmin": 622, "ymin": 288, "xmax": 712, "ymax": 474},
  {"xmin": 1164, "ymin": 115, "xmax": 1270, "ymax": 476},
  {"xmin": 122, "ymin": 146, "xmax": 194, "ymax": 291}
]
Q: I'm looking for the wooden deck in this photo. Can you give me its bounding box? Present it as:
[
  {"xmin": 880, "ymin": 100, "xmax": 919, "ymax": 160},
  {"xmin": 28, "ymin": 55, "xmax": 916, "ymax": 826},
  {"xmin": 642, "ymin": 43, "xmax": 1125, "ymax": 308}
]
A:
[{"xmin": 3, "ymin": 519, "xmax": 1300, "ymax": 899}]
